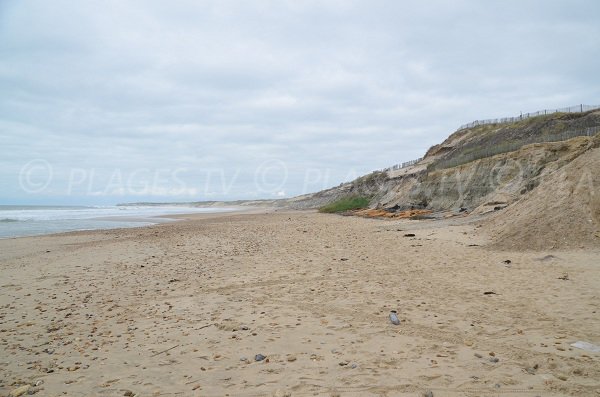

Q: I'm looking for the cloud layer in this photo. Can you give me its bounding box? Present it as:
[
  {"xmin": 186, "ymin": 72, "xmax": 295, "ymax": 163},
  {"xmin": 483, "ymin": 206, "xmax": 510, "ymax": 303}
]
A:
[{"xmin": 1, "ymin": 0, "xmax": 599, "ymax": 204}]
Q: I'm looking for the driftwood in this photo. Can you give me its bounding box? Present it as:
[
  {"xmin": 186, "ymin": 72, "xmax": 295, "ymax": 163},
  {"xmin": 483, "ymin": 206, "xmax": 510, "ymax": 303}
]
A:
[
  {"xmin": 150, "ymin": 324, "xmax": 213, "ymax": 357},
  {"xmin": 151, "ymin": 344, "xmax": 179, "ymax": 357}
]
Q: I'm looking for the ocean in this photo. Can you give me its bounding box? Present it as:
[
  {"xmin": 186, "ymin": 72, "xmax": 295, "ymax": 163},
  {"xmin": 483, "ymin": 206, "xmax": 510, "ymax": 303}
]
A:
[{"xmin": 0, "ymin": 205, "xmax": 233, "ymax": 239}]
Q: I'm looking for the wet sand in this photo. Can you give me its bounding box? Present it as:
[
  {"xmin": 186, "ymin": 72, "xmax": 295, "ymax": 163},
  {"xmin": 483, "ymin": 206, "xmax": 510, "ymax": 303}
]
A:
[{"xmin": 1, "ymin": 210, "xmax": 599, "ymax": 396}]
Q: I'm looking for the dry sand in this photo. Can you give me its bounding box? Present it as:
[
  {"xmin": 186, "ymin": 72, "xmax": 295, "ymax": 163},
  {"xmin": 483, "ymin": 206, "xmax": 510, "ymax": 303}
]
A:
[
  {"xmin": 485, "ymin": 145, "xmax": 600, "ymax": 251},
  {"xmin": 1, "ymin": 210, "xmax": 599, "ymax": 396}
]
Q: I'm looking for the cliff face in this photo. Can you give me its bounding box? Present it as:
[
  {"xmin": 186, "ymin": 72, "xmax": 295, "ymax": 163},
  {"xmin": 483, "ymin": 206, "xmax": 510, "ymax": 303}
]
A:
[
  {"xmin": 294, "ymin": 110, "xmax": 600, "ymax": 212},
  {"xmin": 378, "ymin": 135, "xmax": 596, "ymax": 213},
  {"xmin": 483, "ymin": 139, "xmax": 600, "ymax": 250},
  {"xmin": 290, "ymin": 109, "xmax": 600, "ymax": 248}
]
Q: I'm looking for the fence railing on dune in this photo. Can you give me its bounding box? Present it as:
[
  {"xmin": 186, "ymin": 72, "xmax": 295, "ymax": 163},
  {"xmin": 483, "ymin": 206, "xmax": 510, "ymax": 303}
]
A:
[
  {"xmin": 382, "ymin": 157, "xmax": 422, "ymax": 172},
  {"xmin": 429, "ymin": 126, "xmax": 600, "ymax": 171},
  {"xmin": 379, "ymin": 104, "xmax": 600, "ymax": 174},
  {"xmin": 457, "ymin": 104, "xmax": 600, "ymax": 131}
]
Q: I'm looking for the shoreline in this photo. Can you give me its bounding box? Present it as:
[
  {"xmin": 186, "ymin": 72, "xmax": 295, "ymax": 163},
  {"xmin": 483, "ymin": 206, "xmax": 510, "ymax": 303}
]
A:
[
  {"xmin": 1, "ymin": 211, "xmax": 599, "ymax": 396},
  {"xmin": 0, "ymin": 206, "xmax": 258, "ymax": 241}
]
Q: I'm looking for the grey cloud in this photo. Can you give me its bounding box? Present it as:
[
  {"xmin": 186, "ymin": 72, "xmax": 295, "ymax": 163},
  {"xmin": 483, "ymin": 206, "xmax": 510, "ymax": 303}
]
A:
[{"xmin": 1, "ymin": 0, "xmax": 599, "ymax": 204}]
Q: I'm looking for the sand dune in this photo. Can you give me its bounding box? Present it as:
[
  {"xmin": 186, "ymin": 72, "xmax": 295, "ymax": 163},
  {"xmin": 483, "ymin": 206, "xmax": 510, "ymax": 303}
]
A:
[{"xmin": 486, "ymin": 146, "xmax": 600, "ymax": 250}]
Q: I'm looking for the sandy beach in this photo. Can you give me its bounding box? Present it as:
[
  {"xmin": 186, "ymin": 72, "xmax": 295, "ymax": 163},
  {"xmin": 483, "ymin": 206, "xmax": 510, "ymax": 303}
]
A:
[{"xmin": 1, "ymin": 210, "xmax": 599, "ymax": 396}]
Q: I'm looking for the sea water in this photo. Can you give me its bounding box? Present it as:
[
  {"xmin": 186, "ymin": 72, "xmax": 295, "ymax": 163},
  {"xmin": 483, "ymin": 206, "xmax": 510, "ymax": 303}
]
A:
[{"xmin": 0, "ymin": 205, "xmax": 232, "ymax": 239}]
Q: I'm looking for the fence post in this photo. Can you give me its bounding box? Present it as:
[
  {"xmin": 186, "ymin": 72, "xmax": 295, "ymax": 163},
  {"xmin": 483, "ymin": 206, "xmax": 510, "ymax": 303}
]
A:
[{"xmin": 581, "ymin": 104, "xmax": 583, "ymax": 113}]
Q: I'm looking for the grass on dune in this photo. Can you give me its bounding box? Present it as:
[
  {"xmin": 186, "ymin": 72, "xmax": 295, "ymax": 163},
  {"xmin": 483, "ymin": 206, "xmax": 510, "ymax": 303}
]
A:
[{"xmin": 318, "ymin": 196, "xmax": 370, "ymax": 213}]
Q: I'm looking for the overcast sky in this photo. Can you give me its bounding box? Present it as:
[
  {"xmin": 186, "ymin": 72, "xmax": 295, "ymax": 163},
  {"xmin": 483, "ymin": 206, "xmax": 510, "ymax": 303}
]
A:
[{"xmin": 1, "ymin": 0, "xmax": 599, "ymax": 205}]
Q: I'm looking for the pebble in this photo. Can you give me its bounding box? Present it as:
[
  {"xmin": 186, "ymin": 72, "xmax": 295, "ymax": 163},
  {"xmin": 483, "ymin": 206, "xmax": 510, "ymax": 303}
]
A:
[
  {"xmin": 423, "ymin": 391, "xmax": 434, "ymax": 397},
  {"xmin": 286, "ymin": 355, "xmax": 297, "ymax": 362},
  {"xmin": 255, "ymin": 354, "xmax": 266, "ymax": 361},
  {"xmin": 474, "ymin": 353, "xmax": 483, "ymax": 358},
  {"xmin": 489, "ymin": 357, "xmax": 499, "ymax": 363}
]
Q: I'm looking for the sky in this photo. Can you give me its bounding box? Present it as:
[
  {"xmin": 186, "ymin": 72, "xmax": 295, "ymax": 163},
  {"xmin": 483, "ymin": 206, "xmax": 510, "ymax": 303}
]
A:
[{"xmin": 1, "ymin": 0, "xmax": 599, "ymax": 205}]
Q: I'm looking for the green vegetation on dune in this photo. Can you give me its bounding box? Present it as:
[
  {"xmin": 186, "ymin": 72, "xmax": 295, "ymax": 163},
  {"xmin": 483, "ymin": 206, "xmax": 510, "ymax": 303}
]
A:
[
  {"xmin": 427, "ymin": 109, "xmax": 600, "ymax": 172},
  {"xmin": 318, "ymin": 196, "xmax": 370, "ymax": 213}
]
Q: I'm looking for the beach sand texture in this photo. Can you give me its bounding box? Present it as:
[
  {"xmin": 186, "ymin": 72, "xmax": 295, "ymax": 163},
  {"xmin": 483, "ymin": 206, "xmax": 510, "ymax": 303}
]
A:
[{"xmin": 1, "ymin": 211, "xmax": 599, "ymax": 396}]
